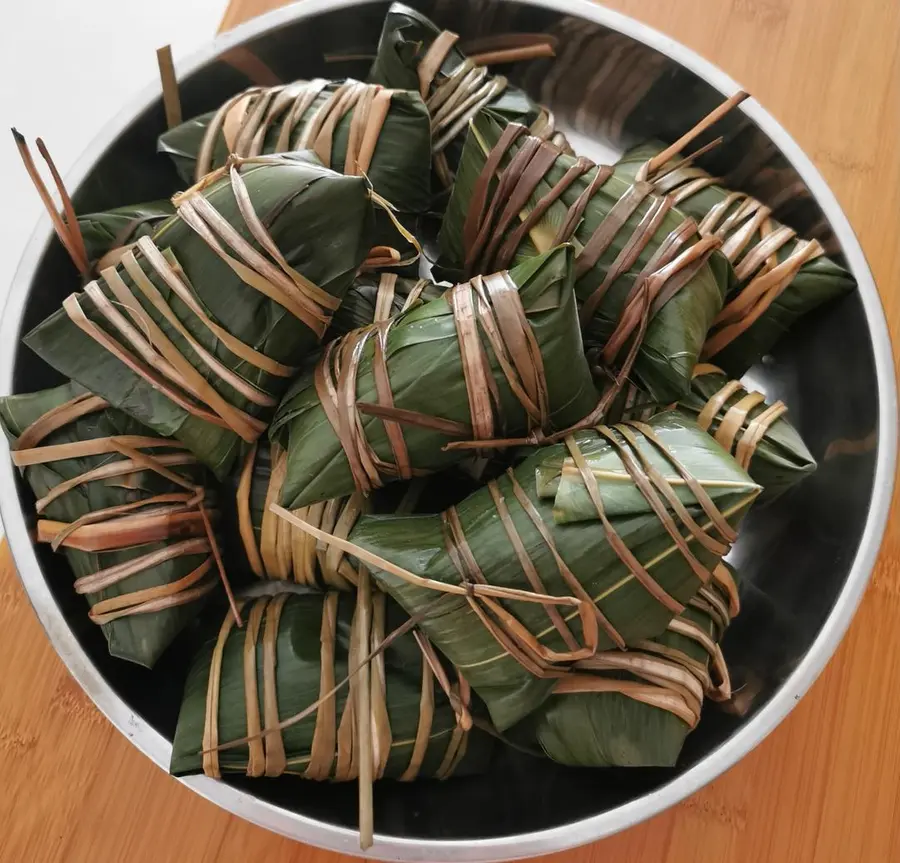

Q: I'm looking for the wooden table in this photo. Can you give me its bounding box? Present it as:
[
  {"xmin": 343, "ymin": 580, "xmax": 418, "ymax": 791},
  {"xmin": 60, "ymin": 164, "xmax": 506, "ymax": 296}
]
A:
[{"xmin": 2, "ymin": 1, "xmax": 899, "ymax": 861}]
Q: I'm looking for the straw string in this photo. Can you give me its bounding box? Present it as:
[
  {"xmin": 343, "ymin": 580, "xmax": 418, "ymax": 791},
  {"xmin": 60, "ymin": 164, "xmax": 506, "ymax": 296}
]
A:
[
  {"xmin": 236, "ymin": 442, "xmax": 364, "ymax": 589},
  {"xmin": 62, "ymin": 234, "xmax": 283, "ymax": 442},
  {"xmin": 690, "ymin": 364, "xmax": 788, "ymax": 470},
  {"xmin": 416, "ymin": 29, "xmax": 568, "ymax": 185},
  {"xmin": 562, "ymin": 419, "xmax": 739, "ymax": 616},
  {"xmin": 12, "ymin": 391, "xmax": 240, "ymax": 626},
  {"xmin": 196, "ymin": 79, "xmax": 394, "ymax": 181},
  {"xmin": 13, "ymin": 131, "xmax": 90, "ymax": 277},
  {"xmin": 562, "ymin": 566, "xmax": 738, "ymax": 722}
]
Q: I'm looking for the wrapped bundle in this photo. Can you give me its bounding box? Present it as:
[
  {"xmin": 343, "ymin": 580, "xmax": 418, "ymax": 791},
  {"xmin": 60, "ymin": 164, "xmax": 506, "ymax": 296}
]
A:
[
  {"xmin": 368, "ymin": 2, "xmax": 569, "ymax": 186},
  {"xmin": 277, "ymin": 411, "xmax": 760, "ymax": 730},
  {"xmin": 511, "ymin": 563, "xmax": 740, "ymax": 767},
  {"xmin": 681, "ymin": 364, "xmax": 816, "ymax": 500},
  {"xmin": 158, "ymin": 79, "xmax": 431, "ymax": 264},
  {"xmin": 327, "ymin": 272, "xmax": 443, "ymax": 340},
  {"xmin": 235, "ymin": 439, "xmax": 482, "ymax": 587},
  {"xmin": 25, "ymin": 153, "xmax": 374, "ymax": 479},
  {"xmin": 615, "ymin": 141, "xmax": 855, "ymax": 375},
  {"xmin": 78, "ymin": 201, "xmax": 175, "ymax": 273},
  {"xmin": 0, "ymin": 382, "xmax": 227, "ymax": 668},
  {"xmin": 270, "ymin": 246, "xmax": 599, "ymax": 509},
  {"xmin": 171, "ymin": 588, "xmax": 493, "ymax": 845},
  {"xmin": 438, "ymin": 111, "xmax": 728, "ymax": 404}
]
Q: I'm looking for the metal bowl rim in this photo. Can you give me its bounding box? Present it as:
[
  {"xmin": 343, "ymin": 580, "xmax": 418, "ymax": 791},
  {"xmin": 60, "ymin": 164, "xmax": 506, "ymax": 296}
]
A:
[{"xmin": 0, "ymin": 0, "xmax": 895, "ymax": 859}]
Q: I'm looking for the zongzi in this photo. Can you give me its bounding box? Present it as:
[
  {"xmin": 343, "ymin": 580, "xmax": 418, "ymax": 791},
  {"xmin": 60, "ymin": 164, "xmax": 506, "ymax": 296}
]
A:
[
  {"xmin": 681, "ymin": 364, "xmax": 816, "ymax": 499},
  {"xmin": 510, "ymin": 563, "xmax": 740, "ymax": 767},
  {"xmin": 368, "ymin": 2, "xmax": 569, "ymax": 186},
  {"xmin": 235, "ymin": 440, "xmax": 472, "ymax": 588},
  {"xmin": 25, "ymin": 153, "xmax": 374, "ymax": 479},
  {"xmin": 0, "ymin": 382, "xmax": 228, "ymax": 668},
  {"xmin": 438, "ymin": 110, "xmax": 729, "ymax": 404},
  {"xmin": 281, "ymin": 411, "xmax": 759, "ymax": 730},
  {"xmin": 171, "ymin": 588, "xmax": 493, "ymax": 782},
  {"xmin": 615, "ymin": 141, "xmax": 855, "ymax": 376},
  {"xmin": 158, "ymin": 78, "xmax": 431, "ymax": 263},
  {"xmin": 270, "ymin": 245, "xmax": 599, "ymax": 509}
]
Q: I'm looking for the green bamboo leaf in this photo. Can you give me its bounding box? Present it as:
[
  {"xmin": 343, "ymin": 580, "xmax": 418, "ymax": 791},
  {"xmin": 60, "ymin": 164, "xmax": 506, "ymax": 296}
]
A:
[
  {"xmin": 78, "ymin": 200, "xmax": 175, "ymax": 270},
  {"xmin": 0, "ymin": 383, "xmax": 216, "ymax": 668},
  {"xmin": 170, "ymin": 589, "xmax": 494, "ymax": 779},
  {"xmin": 438, "ymin": 111, "xmax": 730, "ymax": 404},
  {"xmin": 25, "ymin": 154, "xmax": 374, "ymax": 479},
  {"xmin": 270, "ymin": 245, "xmax": 599, "ymax": 509},
  {"xmin": 326, "ymin": 273, "xmax": 444, "ymax": 340},
  {"xmin": 350, "ymin": 413, "xmax": 759, "ymax": 730},
  {"xmin": 615, "ymin": 141, "xmax": 855, "ymax": 376},
  {"xmin": 509, "ymin": 566, "xmax": 740, "ymax": 767}
]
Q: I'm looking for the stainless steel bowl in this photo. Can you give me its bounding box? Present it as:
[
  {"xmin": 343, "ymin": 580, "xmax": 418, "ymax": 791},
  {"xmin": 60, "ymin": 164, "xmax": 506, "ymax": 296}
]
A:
[{"xmin": 1, "ymin": 1, "xmax": 895, "ymax": 859}]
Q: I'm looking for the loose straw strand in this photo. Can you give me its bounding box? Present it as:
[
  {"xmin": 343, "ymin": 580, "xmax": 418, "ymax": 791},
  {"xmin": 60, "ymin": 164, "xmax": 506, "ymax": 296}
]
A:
[{"xmin": 157, "ymin": 45, "xmax": 183, "ymax": 130}]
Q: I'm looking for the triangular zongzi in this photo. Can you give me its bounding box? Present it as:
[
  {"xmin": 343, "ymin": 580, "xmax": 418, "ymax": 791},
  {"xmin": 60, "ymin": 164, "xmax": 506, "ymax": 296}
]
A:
[
  {"xmin": 615, "ymin": 141, "xmax": 855, "ymax": 376},
  {"xmin": 158, "ymin": 79, "xmax": 431, "ymax": 263},
  {"xmin": 171, "ymin": 588, "xmax": 493, "ymax": 782},
  {"xmin": 305, "ymin": 411, "xmax": 759, "ymax": 730},
  {"xmin": 509, "ymin": 563, "xmax": 740, "ymax": 767},
  {"xmin": 680, "ymin": 364, "xmax": 816, "ymax": 500},
  {"xmin": 0, "ymin": 382, "xmax": 226, "ymax": 668},
  {"xmin": 368, "ymin": 2, "xmax": 569, "ymax": 186},
  {"xmin": 25, "ymin": 153, "xmax": 374, "ymax": 479},
  {"xmin": 438, "ymin": 110, "xmax": 729, "ymax": 404},
  {"xmin": 270, "ymin": 245, "xmax": 599, "ymax": 509}
]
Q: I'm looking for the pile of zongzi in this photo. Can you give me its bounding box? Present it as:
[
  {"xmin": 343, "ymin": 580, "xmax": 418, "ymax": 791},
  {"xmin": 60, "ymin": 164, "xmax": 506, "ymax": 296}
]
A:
[{"xmin": 6, "ymin": 2, "xmax": 854, "ymax": 849}]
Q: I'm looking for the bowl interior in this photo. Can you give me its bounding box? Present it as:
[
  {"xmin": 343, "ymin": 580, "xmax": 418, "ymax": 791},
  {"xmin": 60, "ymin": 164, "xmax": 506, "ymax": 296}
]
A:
[{"xmin": 8, "ymin": 0, "xmax": 881, "ymax": 843}]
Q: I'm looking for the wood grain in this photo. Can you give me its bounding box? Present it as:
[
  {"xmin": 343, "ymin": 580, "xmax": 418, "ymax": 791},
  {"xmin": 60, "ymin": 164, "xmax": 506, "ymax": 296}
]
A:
[{"xmin": 2, "ymin": 0, "xmax": 899, "ymax": 861}]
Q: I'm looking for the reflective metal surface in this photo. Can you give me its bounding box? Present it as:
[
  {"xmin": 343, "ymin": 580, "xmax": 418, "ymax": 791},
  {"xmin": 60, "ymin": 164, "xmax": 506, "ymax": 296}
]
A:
[{"xmin": 0, "ymin": 1, "xmax": 895, "ymax": 859}]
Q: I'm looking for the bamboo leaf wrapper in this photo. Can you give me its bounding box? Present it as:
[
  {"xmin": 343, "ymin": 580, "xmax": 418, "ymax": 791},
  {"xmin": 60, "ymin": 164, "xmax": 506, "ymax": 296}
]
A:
[
  {"xmin": 348, "ymin": 411, "xmax": 759, "ymax": 730},
  {"xmin": 171, "ymin": 589, "xmax": 493, "ymax": 781},
  {"xmin": 24, "ymin": 154, "xmax": 374, "ymax": 479},
  {"xmin": 438, "ymin": 111, "xmax": 730, "ymax": 404},
  {"xmin": 615, "ymin": 141, "xmax": 855, "ymax": 376},
  {"xmin": 270, "ymin": 245, "xmax": 599, "ymax": 509},
  {"xmin": 78, "ymin": 200, "xmax": 175, "ymax": 272},
  {"xmin": 0, "ymin": 382, "xmax": 222, "ymax": 668}
]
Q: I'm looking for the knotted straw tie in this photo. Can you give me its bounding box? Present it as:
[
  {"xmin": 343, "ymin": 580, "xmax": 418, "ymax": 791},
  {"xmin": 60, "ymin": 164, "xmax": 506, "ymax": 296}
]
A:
[{"xmin": 416, "ymin": 29, "xmax": 568, "ymax": 185}]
